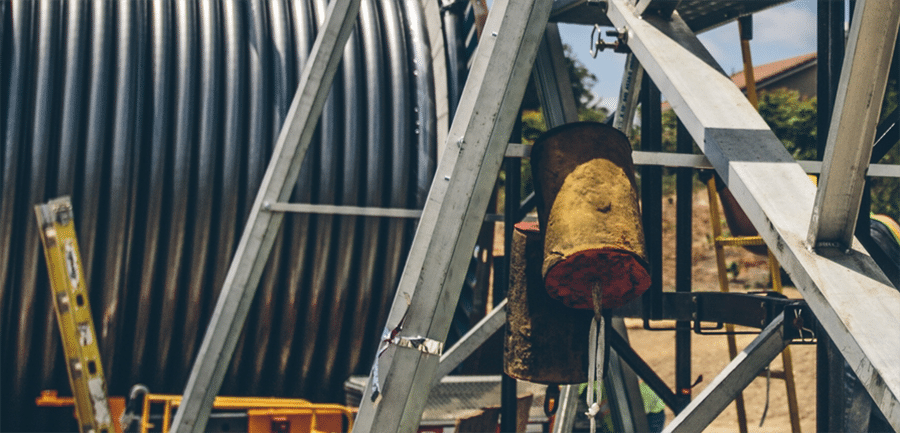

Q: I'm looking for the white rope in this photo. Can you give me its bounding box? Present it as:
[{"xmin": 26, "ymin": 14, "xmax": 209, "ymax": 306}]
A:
[
  {"xmin": 759, "ymin": 365, "xmax": 771, "ymax": 427},
  {"xmin": 586, "ymin": 315, "xmax": 605, "ymax": 433}
]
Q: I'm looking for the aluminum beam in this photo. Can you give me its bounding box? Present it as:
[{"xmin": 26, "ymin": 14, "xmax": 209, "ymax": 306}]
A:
[
  {"xmin": 268, "ymin": 202, "xmax": 423, "ymax": 218},
  {"xmin": 606, "ymin": 1, "xmax": 900, "ymax": 429},
  {"xmin": 349, "ymin": 0, "xmax": 553, "ymax": 429},
  {"xmin": 552, "ymin": 385, "xmax": 581, "ymax": 433},
  {"xmin": 169, "ymin": 0, "xmax": 361, "ymax": 429},
  {"xmin": 613, "ymin": 53, "xmax": 643, "ymax": 134},
  {"xmin": 663, "ymin": 315, "xmax": 789, "ymax": 433},
  {"xmin": 633, "ymin": 0, "xmax": 676, "ymax": 18},
  {"xmin": 632, "ymin": 152, "xmax": 900, "ymax": 176},
  {"xmin": 434, "ymin": 299, "xmax": 507, "ymax": 382},
  {"xmin": 808, "ymin": 0, "xmax": 900, "ymax": 249},
  {"xmin": 533, "ymin": 23, "xmax": 580, "ymax": 126}
]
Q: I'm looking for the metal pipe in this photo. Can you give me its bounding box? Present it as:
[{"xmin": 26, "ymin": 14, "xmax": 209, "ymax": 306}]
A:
[
  {"xmin": 30, "ymin": 0, "xmax": 62, "ymax": 404},
  {"xmin": 373, "ymin": 0, "xmax": 413, "ymax": 371},
  {"xmin": 131, "ymin": 0, "xmax": 173, "ymax": 385},
  {"xmin": 352, "ymin": 0, "xmax": 390, "ymax": 369},
  {"xmin": 675, "ymin": 119, "xmax": 693, "ymax": 413},
  {"xmin": 320, "ymin": 16, "xmax": 364, "ymax": 392},
  {"xmin": 275, "ymin": 0, "xmax": 315, "ymax": 397},
  {"xmin": 179, "ymin": 0, "xmax": 222, "ymax": 384},
  {"xmin": 640, "ymin": 74, "xmax": 663, "ymax": 321},
  {"xmin": 0, "ymin": 0, "xmax": 442, "ymax": 428},
  {"xmin": 297, "ymin": 0, "xmax": 342, "ymax": 398}
]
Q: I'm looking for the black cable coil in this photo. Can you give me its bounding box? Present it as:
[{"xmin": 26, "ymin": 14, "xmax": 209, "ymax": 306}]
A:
[{"xmin": 0, "ymin": 0, "xmax": 449, "ymax": 429}]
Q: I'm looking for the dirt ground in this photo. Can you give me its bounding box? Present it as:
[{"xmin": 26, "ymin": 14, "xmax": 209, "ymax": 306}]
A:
[{"xmin": 625, "ymin": 189, "xmax": 817, "ymax": 432}]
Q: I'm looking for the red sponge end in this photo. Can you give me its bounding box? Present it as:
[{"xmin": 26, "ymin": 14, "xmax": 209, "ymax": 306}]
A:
[{"xmin": 544, "ymin": 249, "xmax": 651, "ymax": 310}]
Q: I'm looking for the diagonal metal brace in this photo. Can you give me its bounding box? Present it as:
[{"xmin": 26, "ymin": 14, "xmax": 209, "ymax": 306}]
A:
[
  {"xmin": 606, "ymin": 1, "xmax": 900, "ymax": 427},
  {"xmin": 350, "ymin": 0, "xmax": 554, "ymax": 429},
  {"xmin": 663, "ymin": 314, "xmax": 789, "ymax": 432},
  {"xmin": 169, "ymin": 0, "xmax": 362, "ymax": 429}
]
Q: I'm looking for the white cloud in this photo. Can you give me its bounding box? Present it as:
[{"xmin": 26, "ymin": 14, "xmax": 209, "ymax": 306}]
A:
[
  {"xmin": 697, "ymin": 22, "xmax": 742, "ymax": 75},
  {"xmin": 697, "ymin": 1, "xmax": 818, "ymax": 74},
  {"xmin": 754, "ymin": 1, "xmax": 817, "ymax": 57}
]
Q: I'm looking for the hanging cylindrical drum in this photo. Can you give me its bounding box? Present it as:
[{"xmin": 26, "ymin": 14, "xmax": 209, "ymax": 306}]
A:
[
  {"xmin": 504, "ymin": 222, "xmax": 593, "ymax": 384},
  {"xmin": 531, "ymin": 122, "xmax": 651, "ymax": 311}
]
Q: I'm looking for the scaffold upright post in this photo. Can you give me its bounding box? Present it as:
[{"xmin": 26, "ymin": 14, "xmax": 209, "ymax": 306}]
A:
[
  {"xmin": 349, "ymin": 0, "xmax": 554, "ymax": 429},
  {"xmin": 808, "ymin": 0, "xmax": 900, "ymax": 249}
]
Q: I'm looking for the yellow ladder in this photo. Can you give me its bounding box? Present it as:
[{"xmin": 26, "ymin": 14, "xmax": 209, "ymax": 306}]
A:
[
  {"xmin": 706, "ymin": 180, "xmax": 801, "ymax": 433},
  {"xmin": 35, "ymin": 196, "xmax": 114, "ymax": 433}
]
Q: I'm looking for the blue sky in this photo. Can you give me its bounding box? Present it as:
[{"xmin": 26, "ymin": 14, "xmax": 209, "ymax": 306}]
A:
[{"xmin": 556, "ymin": 0, "xmax": 819, "ymax": 112}]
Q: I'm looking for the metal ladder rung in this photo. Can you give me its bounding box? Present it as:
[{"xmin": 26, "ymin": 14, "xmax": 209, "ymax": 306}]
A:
[{"xmin": 714, "ymin": 236, "xmax": 765, "ymax": 247}]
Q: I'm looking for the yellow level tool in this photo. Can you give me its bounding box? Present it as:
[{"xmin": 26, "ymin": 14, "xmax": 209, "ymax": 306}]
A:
[{"xmin": 35, "ymin": 196, "xmax": 113, "ymax": 433}]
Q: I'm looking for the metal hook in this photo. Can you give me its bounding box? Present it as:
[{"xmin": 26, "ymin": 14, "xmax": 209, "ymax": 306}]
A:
[{"xmin": 590, "ymin": 24, "xmax": 602, "ymax": 58}]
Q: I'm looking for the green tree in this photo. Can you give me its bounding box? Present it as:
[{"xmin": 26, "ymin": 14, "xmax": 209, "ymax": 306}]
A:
[
  {"xmin": 521, "ymin": 44, "xmax": 605, "ymax": 117},
  {"xmin": 563, "ymin": 44, "xmax": 599, "ymax": 110},
  {"xmin": 870, "ymin": 77, "xmax": 899, "ymax": 221},
  {"xmin": 659, "ymin": 86, "xmax": 897, "ymax": 221},
  {"xmin": 757, "ymin": 89, "xmax": 818, "ymax": 160}
]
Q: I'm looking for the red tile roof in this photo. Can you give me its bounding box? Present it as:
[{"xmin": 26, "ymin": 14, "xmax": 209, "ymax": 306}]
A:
[
  {"xmin": 731, "ymin": 52, "xmax": 817, "ymax": 90},
  {"xmin": 660, "ymin": 52, "xmax": 817, "ymax": 112}
]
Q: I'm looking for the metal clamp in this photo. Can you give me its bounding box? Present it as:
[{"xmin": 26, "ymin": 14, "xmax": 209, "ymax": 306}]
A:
[
  {"xmin": 392, "ymin": 335, "xmax": 444, "ymax": 356},
  {"xmin": 590, "ymin": 25, "xmax": 629, "ymax": 58},
  {"xmin": 783, "ymin": 302, "xmax": 817, "ymax": 344}
]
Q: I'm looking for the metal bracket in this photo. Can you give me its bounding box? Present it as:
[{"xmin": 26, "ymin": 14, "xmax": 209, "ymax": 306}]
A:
[
  {"xmin": 590, "ymin": 25, "xmax": 629, "ymax": 57},
  {"xmin": 638, "ymin": 292, "xmax": 800, "ymax": 334},
  {"xmin": 783, "ymin": 302, "xmax": 818, "ymax": 344}
]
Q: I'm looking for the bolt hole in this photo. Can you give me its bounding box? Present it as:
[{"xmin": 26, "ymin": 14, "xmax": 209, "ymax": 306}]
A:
[
  {"xmin": 87, "ymin": 361, "xmax": 97, "ymax": 375},
  {"xmin": 76, "ymin": 294, "xmax": 85, "ymax": 307}
]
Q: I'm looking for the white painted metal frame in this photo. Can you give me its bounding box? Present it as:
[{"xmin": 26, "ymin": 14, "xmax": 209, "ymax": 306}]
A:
[
  {"xmin": 606, "ymin": 0, "xmax": 900, "ymax": 429},
  {"xmin": 433, "ymin": 299, "xmax": 507, "ymax": 382},
  {"xmin": 808, "ymin": 0, "xmax": 900, "ymax": 248},
  {"xmin": 349, "ymin": 0, "xmax": 554, "ymax": 428},
  {"xmin": 663, "ymin": 315, "xmax": 790, "ymax": 432},
  {"xmin": 169, "ymin": 0, "xmax": 362, "ymax": 429},
  {"xmin": 533, "ymin": 23, "xmax": 580, "ymax": 126},
  {"xmin": 612, "ymin": 52, "xmax": 643, "ymax": 135}
]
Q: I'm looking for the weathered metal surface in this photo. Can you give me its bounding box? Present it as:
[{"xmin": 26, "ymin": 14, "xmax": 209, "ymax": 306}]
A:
[
  {"xmin": 351, "ymin": 0, "xmax": 553, "ymax": 426},
  {"xmin": 664, "ymin": 315, "xmax": 790, "ymax": 433},
  {"xmin": 607, "ymin": 0, "xmax": 900, "ymax": 428},
  {"xmin": 0, "ymin": 0, "xmax": 441, "ymax": 430},
  {"xmin": 808, "ymin": 0, "xmax": 900, "ymax": 249}
]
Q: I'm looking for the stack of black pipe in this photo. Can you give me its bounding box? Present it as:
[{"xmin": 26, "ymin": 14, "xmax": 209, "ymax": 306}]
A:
[{"xmin": 0, "ymin": 0, "xmax": 441, "ymax": 429}]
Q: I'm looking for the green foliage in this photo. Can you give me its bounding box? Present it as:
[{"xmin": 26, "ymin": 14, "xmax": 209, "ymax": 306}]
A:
[
  {"xmin": 871, "ymin": 77, "xmax": 899, "ymax": 220},
  {"xmin": 578, "ymin": 106, "xmax": 609, "ymax": 123},
  {"xmin": 657, "ymin": 85, "xmax": 898, "ymax": 221},
  {"xmin": 520, "ymin": 44, "xmax": 599, "ymax": 112},
  {"xmin": 563, "ymin": 44, "xmax": 599, "ymax": 110},
  {"xmin": 757, "ymin": 89, "xmax": 818, "ymax": 160},
  {"xmin": 521, "ymin": 109, "xmax": 546, "ymax": 144},
  {"xmin": 660, "ymin": 109, "xmax": 678, "ymax": 152}
]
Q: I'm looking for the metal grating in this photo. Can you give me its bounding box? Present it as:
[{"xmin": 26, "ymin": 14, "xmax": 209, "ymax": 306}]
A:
[{"xmin": 344, "ymin": 375, "xmax": 550, "ymax": 427}]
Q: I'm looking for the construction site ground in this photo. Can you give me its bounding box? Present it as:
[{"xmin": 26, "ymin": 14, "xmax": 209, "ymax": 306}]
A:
[{"xmin": 628, "ymin": 188, "xmax": 817, "ymax": 432}]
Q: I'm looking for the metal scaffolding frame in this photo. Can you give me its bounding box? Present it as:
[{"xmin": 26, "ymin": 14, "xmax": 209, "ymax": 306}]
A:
[
  {"xmin": 171, "ymin": 0, "xmax": 900, "ymax": 431},
  {"xmin": 606, "ymin": 0, "xmax": 899, "ymax": 429},
  {"xmin": 170, "ymin": 0, "xmax": 363, "ymax": 428}
]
